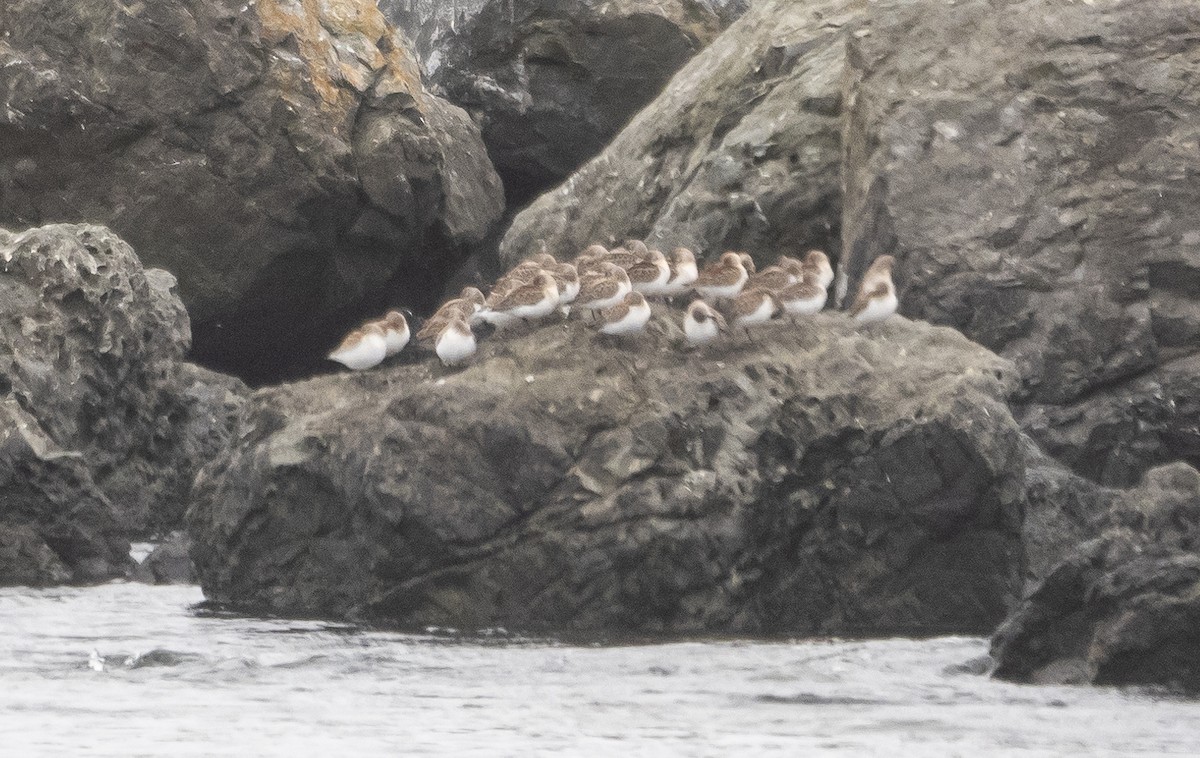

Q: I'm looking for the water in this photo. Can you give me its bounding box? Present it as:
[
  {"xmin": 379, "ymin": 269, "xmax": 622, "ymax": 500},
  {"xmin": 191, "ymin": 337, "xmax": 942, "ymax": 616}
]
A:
[{"xmin": 2, "ymin": 582, "xmax": 1197, "ymax": 756}]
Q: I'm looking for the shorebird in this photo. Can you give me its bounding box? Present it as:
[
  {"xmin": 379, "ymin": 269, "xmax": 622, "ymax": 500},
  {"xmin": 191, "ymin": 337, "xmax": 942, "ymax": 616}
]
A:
[
  {"xmin": 683, "ymin": 300, "xmax": 726, "ymax": 345},
  {"xmin": 550, "ymin": 262, "xmax": 580, "ymax": 305},
  {"xmin": 574, "ymin": 262, "xmax": 632, "ymax": 315},
  {"xmin": 598, "ymin": 291, "xmax": 652, "ymax": 336},
  {"xmin": 802, "ymin": 250, "xmax": 834, "ymax": 290},
  {"xmin": 694, "ymin": 252, "xmax": 749, "ymax": 301},
  {"xmin": 627, "ymin": 249, "xmax": 671, "ymax": 296},
  {"xmin": 377, "ymin": 310, "xmax": 410, "ymax": 357},
  {"xmin": 850, "ymin": 255, "xmax": 898, "ymax": 322},
  {"xmin": 729, "ymin": 287, "xmax": 780, "ymax": 337},
  {"xmin": 480, "ymin": 272, "xmax": 560, "ymax": 325},
  {"xmin": 737, "ymin": 252, "xmax": 757, "ymax": 275},
  {"xmin": 779, "ymin": 275, "xmax": 827, "ymax": 318},
  {"xmin": 661, "ymin": 247, "xmax": 698, "ymax": 296},
  {"xmin": 746, "ymin": 265, "xmax": 795, "ymax": 293},
  {"xmin": 435, "ymin": 316, "xmax": 477, "ymax": 366},
  {"xmin": 417, "ymin": 288, "xmax": 483, "ymax": 343},
  {"xmin": 327, "ymin": 322, "xmax": 388, "ymax": 370}
]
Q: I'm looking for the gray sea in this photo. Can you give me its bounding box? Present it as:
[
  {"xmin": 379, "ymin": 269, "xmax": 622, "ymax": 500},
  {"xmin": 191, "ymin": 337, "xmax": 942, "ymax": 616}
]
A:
[{"xmin": 2, "ymin": 578, "xmax": 1198, "ymax": 756}]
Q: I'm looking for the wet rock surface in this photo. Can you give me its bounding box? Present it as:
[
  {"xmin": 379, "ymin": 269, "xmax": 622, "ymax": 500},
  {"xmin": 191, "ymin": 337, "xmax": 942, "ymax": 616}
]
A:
[
  {"xmin": 499, "ymin": 0, "xmax": 850, "ymax": 269},
  {"xmin": 0, "ymin": 0, "xmax": 504, "ymax": 383},
  {"xmin": 840, "ymin": 0, "xmax": 1200, "ymax": 486},
  {"xmin": 189, "ymin": 314, "xmax": 1026, "ymax": 635},
  {"xmin": 993, "ymin": 463, "xmax": 1200, "ymax": 692},
  {"xmin": 435, "ymin": 0, "xmax": 731, "ymax": 207},
  {"xmin": 0, "ymin": 224, "xmax": 245, "ymax": 585}
]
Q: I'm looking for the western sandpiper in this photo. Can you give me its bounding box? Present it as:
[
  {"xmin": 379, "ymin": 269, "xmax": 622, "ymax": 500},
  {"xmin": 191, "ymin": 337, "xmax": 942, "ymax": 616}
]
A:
[
  {"xmin": 683, "ymin": 300, "xmax": 726, "ymax": 345},
  {"xmin": 328, "ymin": 322, "xmax": 388, "ymax": 370}
]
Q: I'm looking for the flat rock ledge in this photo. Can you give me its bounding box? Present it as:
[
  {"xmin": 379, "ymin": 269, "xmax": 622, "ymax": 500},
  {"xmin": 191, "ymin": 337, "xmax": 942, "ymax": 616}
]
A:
[
  {"xmin": 189, "ymin": 313, "xmax": 1026, "ymax": 636},
  {"xmin": 993, "ymin": 462, "xmax": 1200, "ymax": 692}
]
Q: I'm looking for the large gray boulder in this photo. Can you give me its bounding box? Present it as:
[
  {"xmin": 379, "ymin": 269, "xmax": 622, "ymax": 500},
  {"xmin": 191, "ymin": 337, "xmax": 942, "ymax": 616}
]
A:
[
  {"xmin": 0, "ymin": 0, "xmax": 504, "ymax": 383},
  {"xmin": 841, "ymin": 0, "xmax": 1200, "ymax": 486},
  {"xmin": 0, "ymin": 225, "xmax": 245, "ymax": 586},
  {"xmin": 498, "ymin": 0, "xmax": 852, "ymax": 268},
  {"xmin": 993, "ymin": 463, "xmax": 1200, "ymax": 691},
  {"xmin": 434, "ymin": 0, "xmax": 733, "ymax": 206},
  {"xmin": 189, "ymin": 313, "xmax": 1026, "ymax": 635}
]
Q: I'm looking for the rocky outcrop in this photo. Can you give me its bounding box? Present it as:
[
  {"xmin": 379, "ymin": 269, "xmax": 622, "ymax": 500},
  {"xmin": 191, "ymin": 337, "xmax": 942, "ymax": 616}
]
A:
[
  {"xmin": 498, "ymin": 0, "xmax": 850, "ymax": 268},
  {"xmin": 0, "ymin": 0, "xmax": 504, "ymax": 383},
  {"xmin": 993, "ymin": 463, "xmax": 1200, "ymax": 691},
  {"xmin": 434, "ymin": 0, "xmax": 732, "ymax": 207},
  {"xmin": 1020, "ymin": 438, "xmax": 1113, "ymax": 587},
  {"xmin": 132, "ymin": 532, "xmax": 195, "ymax": 585},
  {"xmin": 841, "ymin": 0, "xmax": 1200, "ymax": 486},
  {"xmin": 189, "ymin": 313, "xmax": 1026, "ymax": 635},
  {"xmin": 0, "ymin": 399, "xmax": 131, "ymax": 585},
  {"xmin": 0, "ymin": 224, "xmax": 246, "ymax": 585}
]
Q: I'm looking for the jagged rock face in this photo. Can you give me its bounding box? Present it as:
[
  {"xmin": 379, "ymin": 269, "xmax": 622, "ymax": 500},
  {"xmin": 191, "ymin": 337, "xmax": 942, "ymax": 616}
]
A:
[
  {"xmin": 841, "ymin": 0, "xmax": 1200, "ymax": 486},
  {"xmin": 993, "ymin": 463, "xmax": 1200, "ymax": 691},
  {"xmin": 189, "ymin": 314, "xmax": 1026, "ymax": 635},
  {"xmin": 0, "ymin": 225, "xmax": 246, "ymax": 586},
  {"xmin": 434, "ymin": 0, "xmax": 732, "ymax": 208},
  {"xmin": 499, "ymin": 0, "xmax": 847, "ymax": 269},
  {"xmin": 0, "ymin": 0, "xmax": 504, "ymax": 383}
]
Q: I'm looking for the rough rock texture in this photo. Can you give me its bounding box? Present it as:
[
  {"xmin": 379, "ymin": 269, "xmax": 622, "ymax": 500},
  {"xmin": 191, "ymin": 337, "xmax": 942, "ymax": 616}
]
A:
[
  {"xmin": 190, "ymin": 314, "xmax": 1026, "ymax": 635},
  {"xmin": 1020, "ymin": 437, "xmax": 1113, "ymax": 587},
  {"xmin": 841, "ymin": 0, "xmax": 1200, "ymax": 486},
  {"xmin": 0, "ymin": 224, "xmax": 246, "ymax": 556},
  {"xmin": 0, "ymin": 398, "xmax": 131, "ymax": 585},
  {"xmin": 434, "ymin": 0, "xmax": 731, "ymax": 207},
  {"xmin": 0, "ymin": 0, "xmax": 504, "ymax": 383},
  {"xmin": 132, "ymin": 532, "xmax": 195, "ymax": 585},
  {"xmin": 993, "ymin": 463, "xmax": 1200, "ymax": 691},
  {"xmin": 498, "ymin": 0, "xmax": 851, "ymax": 268}
]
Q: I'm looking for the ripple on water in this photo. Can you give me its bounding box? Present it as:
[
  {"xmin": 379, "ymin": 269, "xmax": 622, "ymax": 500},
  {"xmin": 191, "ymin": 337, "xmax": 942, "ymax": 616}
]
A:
[{"xmin": 1, "ymin": 582, "xmax": 1199, "ymax": 756}]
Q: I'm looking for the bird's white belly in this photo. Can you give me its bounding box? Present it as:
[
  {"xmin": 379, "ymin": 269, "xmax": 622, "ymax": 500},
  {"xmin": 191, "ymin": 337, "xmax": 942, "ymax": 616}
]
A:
[
  {"xmin": 436, "ymin": 330, "xmax": 477, "ymax": 365},
  {"xmin": 330, "ymin": 334, "xmax": 387, "ymax": 370}
]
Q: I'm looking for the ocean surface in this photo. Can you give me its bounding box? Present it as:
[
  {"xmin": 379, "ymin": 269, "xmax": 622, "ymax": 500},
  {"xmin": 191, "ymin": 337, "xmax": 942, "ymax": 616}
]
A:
[{"xmin": 2, "ymin": 579, "xmax": 1198, "ymax": 756}]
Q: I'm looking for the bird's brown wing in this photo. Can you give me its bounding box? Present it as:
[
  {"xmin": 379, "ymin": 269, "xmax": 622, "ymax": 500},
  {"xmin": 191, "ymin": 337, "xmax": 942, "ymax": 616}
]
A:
[{"xmin": 849, "ymin": 283, "xmax": 888, "ymax": 316}]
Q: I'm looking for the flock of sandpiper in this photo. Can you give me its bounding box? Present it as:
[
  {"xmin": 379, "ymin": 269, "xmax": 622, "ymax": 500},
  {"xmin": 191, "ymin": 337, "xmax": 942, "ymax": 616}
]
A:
[{"xmin": 327, "ymin": 241, "xmax": 899, "ymax": 370}]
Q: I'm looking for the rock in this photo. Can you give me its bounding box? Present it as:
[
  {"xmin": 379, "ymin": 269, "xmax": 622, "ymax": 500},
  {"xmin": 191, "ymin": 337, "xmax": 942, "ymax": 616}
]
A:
[
  {"xmin": 0, "ymin": 399, "xmax": 130, "ymax": 585},
  {"xmin": 434, "ymin": 0, "xmax": 732, "ymax": 207},
  {"xmin": 132, "ymin": 532, "xmax": 195, "ymax": 585},
  {"xmin": 1020, "ymin": 437, "xmax": 1113, "ymax": 587},
  {"xmin": 1018, "ymin": 355, "xmax": 1200, "ymax": 487},
  {"xmin": 378, "ymin": 0, "xmax": 489, "ymax": 66},
  {"xmin": 189, "ymin": 313, "xmax": 1026, "ymax": 635},
  {"xmin": 841, "ymin": 0, "xmax": 1200, "ymax": 485},
  {"xmin": 0, "ymin": 0, "xmax": 504, "ymax": 383},
  {"xmin": 0, "ymin": 224, "xmax": 246, "ymax": 546},
  {"xmin": 993, "ymin": 463, "xmax": 1200, "ymax": 691},
  {"xmin": 498, "ymin": 0, "xmax": 851, "ymax": 269}
]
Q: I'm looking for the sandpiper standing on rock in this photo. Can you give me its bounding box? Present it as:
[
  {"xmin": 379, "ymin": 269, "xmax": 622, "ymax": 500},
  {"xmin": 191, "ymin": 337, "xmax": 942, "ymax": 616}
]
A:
[
  {"xmin": 683, "ymin": 300, "xmax": 726, "ymax": 345},
  {"xmin": 694, "ymin": 252, "xmax": 749, "ymax": 301},
  {"xmin": 747, "ymin": 265, "xmax": 795, "ymax": 293},
  {"xmin": 661, "ymin": 247, "xmax": 698, "ymax": 297},
  {"xmin": 574, "ymin": 262, "xmax": 632, "ymax": 316},
  {"xmin": 779, "ymin": 274, "xmax": 828, "ymax": 318},
  {"xmin": 378, "ymin": 310, "xmax": 410, "ymax": 357},
  {"xmin": 480, "ymin": 272, "xmax": 560, "ymax": 326},
  {"xmin": 598, "ymin": 291, "xmax": 652, "ymax": 336},
  {"xmin": 850, "ymin": 255, "xmax": 899, "ymax": 322},
  {"xmin": 627, "ymin": 249, "xmax": 671, "ymax": 296},
  {"xmin": 803, "ymin": 250, "xmax": 835, "ymax": 290},
  {"xmin": 728, "ymin": 287, "xmax": 780, "ymax": 338},
  {"xmin": 327, "ymin": 322, "xmax": 388, "ymax": 371},
  {"xmin": 435, "ymin": 316, "xmax": 477, "ymax": 366}
]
